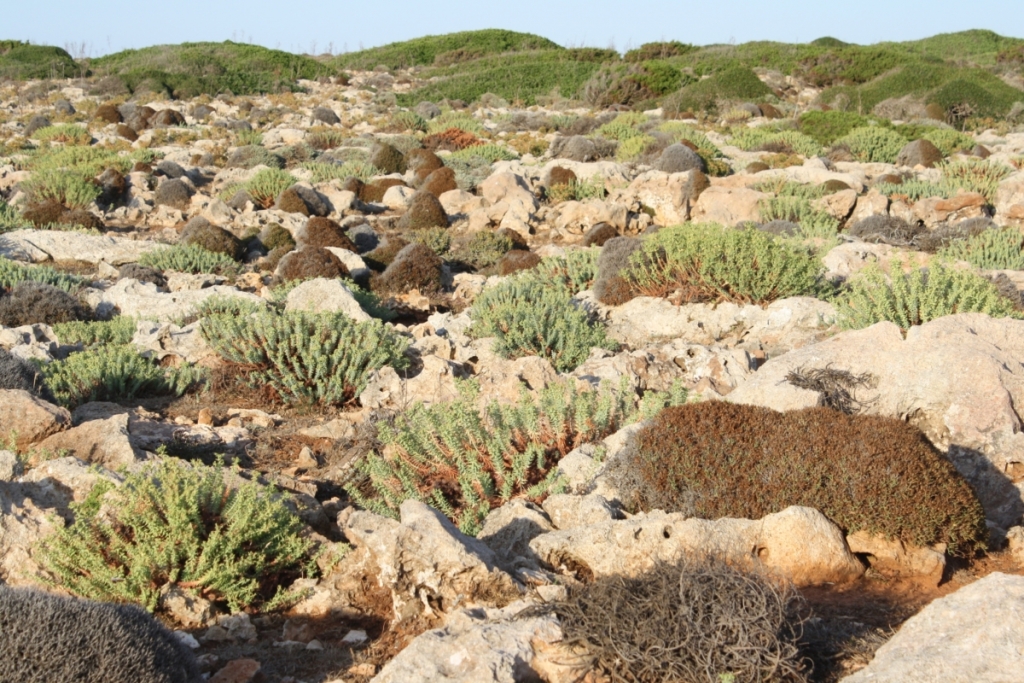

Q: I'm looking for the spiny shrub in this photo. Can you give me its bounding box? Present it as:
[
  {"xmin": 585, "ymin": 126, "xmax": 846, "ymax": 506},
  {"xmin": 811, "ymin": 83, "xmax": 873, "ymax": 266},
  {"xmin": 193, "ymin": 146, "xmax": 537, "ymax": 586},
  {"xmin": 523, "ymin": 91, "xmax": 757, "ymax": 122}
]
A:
[
  {"xmin": 21, "ymin": 169, "xmax": 101, "ymax": 209},
  {"xmin": 301, "ymin": 160, "xmax": 378, "ymax": 184},
  {"xmin": 0, "ymin": 198, "xmax": 23, "ymax": 232},
  {"xmin": 352, "ymin": 377, "xmax": 686, "ymax": 535},
  {"xmin": 386, "ymin": 110, "xmax": 427, "ymax": 133},
  {"xmin": 52, "ymin": 316, "xmax": 136, "ymax": 347},
  {"xmin": 753, "ymin": 178, "xmax": 828, "ymax": 200},
  {"xmin": 0, "ymin": 281, "xmax": 90, "ymax": 327},
  {"xmin": 625, "ymin": 401, "xmax": 987, "ymax": 554},
  {"xmin": 938, "ymin": 157, "xmax": 1012, "ymax": 202},
  {"xmin": 33, "ymin": 124, "xmax": 91, "ymax": 145},
  {"xmin": 874, "ymin": 179, "xmax": 953, "ymax": 201},
  {"xmin": 834, "ymin": 126, "xmax": 908, "ymax": 163},
  {"xmin": 139, "ymin": 244, "xmax": 238, "ymax": 275},
  {"xmin": 914, "ymin": 217, "xmax": 994, "ymax": 253},
  {"xmin": 846, "ymin": 215, "xmax": 924, "ymax": 247},
  {"xmin": 24, "ymin": 146, "xmax": 155, "ymax": 178},
  {"xmin": 0, "ymin": 587, "xmax": 202, "ymax": 683},
  {"xmin": 836, "ymin": 262, "xmax": 1021, "ymax": 330},
  {"xmin": 758, "ymin": 196, "xmax": 840, "ymax": 241},
  {"xmin": 243, "ymin": 168, "xmax": 297, "ymax": 209},
  {"xmin": 447, "ymin": 143, "xmax": 518, "ymax": 163},
  {"xmin": 625, "ymin": 223, "xmax": 823, "ymax": 305},
  {"xmin": 548, "ymin": 557, "xmax": 808, "ymax": 683},
  {"xmin": 199, "ymin": 300, "xmax": 409, "ymax": 405},
  {"xmin": 731, "ymin": 128, "xmax": 822, "ymax": 157},
  {"xmin": 0, "ymin": 256, "xmax": 82, "ymax": 292},
  {"xmin": 546, "ymin": 177, "xmax": 606, "ymax": 204},
  {"xmin": 452, "ymin": 230, "xmax": 514, "ymax": 269},
  {"xmin": 615, "ymin": 135, "xmax": 656, "ymax": 162},
  {"xmin": 0, "ymin": 347, "xmax": 49, "ymax": 396},
  {"xmin": 469, "ymin": 275, "xmax": 617, "ymax": 372},
  {"xmin": 37, "ymin": 457, "xmax": 318, "ymax": 613},
  {"xmin": 597, "ymin": 113, "xmax": 648, "ymax": 141},
  {"xmin": 938, "ymin": 227, "xmax": 1024, "ymax": 270},
  {"xmin": 532, "ymin": 248, "xmax": 600, "ymax": 294},
  {"xmin": 42, "ymin": 344, "xmax": 203, "ymax": 409}
]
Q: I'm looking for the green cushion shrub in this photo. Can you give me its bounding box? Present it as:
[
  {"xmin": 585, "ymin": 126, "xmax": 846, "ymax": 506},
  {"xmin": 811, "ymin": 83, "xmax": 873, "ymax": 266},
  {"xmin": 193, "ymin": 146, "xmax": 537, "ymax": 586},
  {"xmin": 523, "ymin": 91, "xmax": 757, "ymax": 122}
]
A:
[
  {"xmin": 623, "ymin": 401, "xmax": 987, "ymax": 554},
  {"xmin": 38, "ymin": 457, "xmax": 319, "ymax": 612},
  {"xmin": 834, "ymin": 126, "xmax": 908, "ymax": 163},
  {"xmin": 798, "ymin": 110, "xmax": 871, "ymax": 146},
  {"xmin": 139, "ymin": 243, "xmax": 239, "ymax": 275},
  {"xmin": 938, "ymin": 228, "xmax": 1024, "ymax": 270}
]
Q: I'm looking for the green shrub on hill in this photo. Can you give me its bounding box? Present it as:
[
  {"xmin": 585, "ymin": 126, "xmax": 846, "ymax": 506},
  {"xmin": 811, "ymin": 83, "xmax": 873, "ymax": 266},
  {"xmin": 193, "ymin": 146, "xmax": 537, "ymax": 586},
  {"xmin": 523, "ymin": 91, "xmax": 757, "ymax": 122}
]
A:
[
  {"xmin": 664, "ymin": 66, "xmax": 772, "ymax": 114},
  {"xmin": 331, "ymin": 29, "xmax": 561, "ymax": 70},
  {"xmin": 834, "ymin": 126, "xmax": 908, "ymax": 163},
  {"xmin": 89, "ymin": 41, "xmax": 336, "ymax": 97},
  {"xmin": 0, "ymin": 42, "xmax": 79, "ymax": 80},
  {"xmin": 798, "ymin": 110, "xmax": 872, "ymax": 146}
]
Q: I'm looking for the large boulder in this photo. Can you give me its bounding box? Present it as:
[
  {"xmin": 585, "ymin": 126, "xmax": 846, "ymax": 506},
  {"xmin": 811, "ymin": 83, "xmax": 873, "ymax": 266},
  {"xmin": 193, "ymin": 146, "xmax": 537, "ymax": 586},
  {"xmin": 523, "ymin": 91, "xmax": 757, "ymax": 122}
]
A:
[
  {"xmin": 654, "ymin": 143, "xmax": 706, "ymax": 173},
  {"xmin": 842, "ymin": 572, "xmax": 1024, "ymax": 683},
  {"xmin": 83, "ymin": 279, "xmax": 264, "ymax": 323},
  {"xmin": 0, "ymin": 389, "xmax": 70, "ymax": 450},
  {"xmin": 0, "ymin": 229, "xmax": 159, "ymax": 265},
  {"xmin": 283, "ymin": 278, "xmax": 370, "ymax": 321},
  {"xmin": 529, "ymin": 505, "xmax": 865, "ymax": 586},
  {"xmin": 728, "ymin": 314, "xmax": 1024, "ymax": 528},
  {"xmin": 36, "ymin": 413, "xmax": 147, "ymax": 469},
  {"xmin": 896, "ymin": 139, "xmax": 943, "ymax": 168},
  {"xmin": 691, "ymin": 185, "xmax": 766, "ymax": 226}
]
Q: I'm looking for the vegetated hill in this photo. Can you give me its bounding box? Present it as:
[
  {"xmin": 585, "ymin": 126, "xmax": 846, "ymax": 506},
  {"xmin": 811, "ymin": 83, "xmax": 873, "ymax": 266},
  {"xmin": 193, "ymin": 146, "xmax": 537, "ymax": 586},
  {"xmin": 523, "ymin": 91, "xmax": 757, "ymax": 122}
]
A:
[
  {"xmin": 396, "ymin": 48, "xmax": 615, "ymax": 107},
  {"xmin": 878, "ymin": 29, "xmax": 1024, "ymax": 66},
  {"xmin": 331, "ymin": 29, "xmax": 561, "ymax": 71},
  {"xmin": 87, "ymin": 41, "xmax": 339, "ymax": 97},
  {"xmin": 0, "ymin": 41, "xmax": 80, "ymax": 80}
]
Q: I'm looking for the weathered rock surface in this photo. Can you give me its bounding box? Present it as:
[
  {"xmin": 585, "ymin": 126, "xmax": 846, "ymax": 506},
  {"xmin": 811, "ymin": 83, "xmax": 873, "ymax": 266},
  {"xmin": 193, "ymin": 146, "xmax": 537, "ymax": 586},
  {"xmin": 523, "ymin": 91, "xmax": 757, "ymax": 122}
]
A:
[
  {"xmin": 0, "ymin": 229, "xmax": 159, "ymax": 265},
  {"xmin": 0, "ymin": 389, "xmax": 70, "ymax": 449},
  {"xmin": 529, "ymin": 505, "xmax": 865, "ymax": 586},
  {"xmin": 283, "ymin": 277, "xmax": 370, "ymax": 321},
  {"xmin": 83, "ymin": 278, "xmax": 265, "ymax": 322},
  {"xmin": 37, "ymin": 413, "xmax": 147, "ymax": 469},
  {"xmin": 842, "ymin": 572, "xmax": 1024, "ymax": 682}
]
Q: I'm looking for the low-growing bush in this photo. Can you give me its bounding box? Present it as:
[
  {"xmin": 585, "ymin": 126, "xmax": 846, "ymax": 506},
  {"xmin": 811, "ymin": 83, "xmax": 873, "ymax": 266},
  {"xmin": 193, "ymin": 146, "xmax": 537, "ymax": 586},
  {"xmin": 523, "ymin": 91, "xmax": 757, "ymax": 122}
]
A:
[
  {"xmin": 52, "ymin": 316, "xmax": 136, "ymax": 347},
  {"xmin": 624, "ymin": 223, "xmax": 823, "ymax": 305},
  {"xmin": 920, "ymin": 128, "xmax": 974, "ymax": 156},
  {"xmin": 874, "ymin": 179, "xmax": 953, "ymax": 201},
  {"xmin": 836, "ymin": 261, "xmax": 1021, "ymax": 330},
  {"xmin": 938, "ymin": 157, "xmax": 1012, "ymax": 201},
  {"xmin": 469, "ymin": 275, "xmax": 617, "ymax": 372},
  {"xmin": 0, "ymin": 347, "xmax": 49, "ymax": 397},
  {"xmin": 834, "ymin": 126, "xmax": 908, "ymax": 163},
  {"xmin": 352, "ymin": 377, "xmax": 686, "ymax": 535},
  {"xmin": 758, "ymin": 196, "xmax": 840, "ymax": 241},
  {"xmin": 622, "ymin": 401, "xmax": 987, "ymax": 554},
  {"xmin": 199, "ymin": 300, "xmax": 409, "ymax": 405},
  {"xmin": 664, "ymin": 66, "xmax": 772, "ymax": 115},
  {"xmin": 546, "ymin": 177, "xmax": 606, "ymax": 204},
  {"xmin": 730, "ymin": 128, "xmax": 823, "ymax": 158},
  {"xmin": 446, "ymin": 143, "xmax": 518, "ymax": 164},
  {"xmin": 32, "ymin": 124, "xmax": 91, "ymax": 145},
  {"xmin": 21, "ymin": 169, "xmax": 101, "ymax": 209},
  {"xmin": 243, "ymin": 168, "xmax": 297, "ymax": 209},
  {"xmin": 301, "ymin": 160, "xmax": 378, "ymax": 184},
  {"xmin": 548, "ymin": 557, "xmax": 808, "ymax": 683},
  {"xmin": 139, "ymin": 244, "xmax": 238, "ymax": 275},
  {"xmin": 798, "ymin": 110, "xmax": 871, "ymax": 146},
  {"xmin": 42, "ymin": 344, "xmax": 203, "ymax": 409},
  {"xmin": 0, "ymin": 256, "xmax": 82, "ymax": 292},
  {"xmin": 0, "ymin": 281, "xmax": 90, "ymax": 327},
  {"xmin": 37, "ymin": 457, "xmax": 319, "ymax": 613},
  {"xmin": 938, "ymin": 227, "xmax": 1024, "ymax": 270}
]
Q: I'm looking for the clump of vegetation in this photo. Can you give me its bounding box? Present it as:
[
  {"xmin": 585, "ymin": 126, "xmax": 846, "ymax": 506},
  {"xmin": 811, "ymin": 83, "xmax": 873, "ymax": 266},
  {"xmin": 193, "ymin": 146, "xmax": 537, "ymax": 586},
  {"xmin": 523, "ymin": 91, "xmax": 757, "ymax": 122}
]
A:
[
  {"xmin": 0, "ymin": 256, "xmax": 83, "ymax": 293},
  {"xmin": 42, "ymin": 344, "xmax": 203, "ymax": 409},
  {"xmin": 20, "ymin": 169, "xmax": 101, "ymax": 209},
  {"xmin": 446, "ymin": 143, "xmax": 518, "ymax": 164},
  {"xmin": 469, "ymin": 274, "xmax": 617, "ymax": 372},
  {"xmin": 534, "ymin": 248, "xmax": 600, "ymax": 294},
  {"xmin": 624, "ymin": 223, "xmax": 823, "ymax": 305},
  {"xmin": 0, "ymin": 281, "xmax": 90, "ymax": 328},
  {"xmin": 834, "ymin": 126, "xmax": 908, "ymax": 163},
  {"xmin": 938, "ymin": 157, "xmax": 1012, "ymax": 201},
  {"xmin": 352, "ymin": 377, "xmax": 686, "ymax": 535},
  {"xmin": 0, "ymin": 347, "xmax": 49, "ymax": 397},
  {"xmin": 32, "ymin": 124, "xmax": 92, "ymax": 146},
  {"xmin": 920, "ymin": 128, "xmax": 974, "ymax": 156},
  {"xmin": 331, "ymin": 29, "xmax": 560, "ymax": 70},
  {"xmin": 199, "ymin": 299, "xmax": 409, "ymax": 406},
  {"xmin": 731, "ymin": 128, "xmax": 822, "ymax": 158},
  {"xmin": 664, "ymin": 66, "xmax": 772, "ymax": 115},
  {"xmin": 0, "ymin": 42, "xmax": 79, "ymax": 80},
  {"xmin": 302, "ymin": 160, "xmax": 378, "ymax": 184},
  {"xmin": 548, "ymin": 557, "xmax": 808, "ymax": 683},
  {"xmin": 939, "ymin": 227, "xmax": 1024, "ymax": 270},
  {"xmin": 621, "ymin": 401, "xmax": 987, "ymax": 554},
  {"xmin": 798, "ymin": 110, "xmax": 872, "ymax": 146},
  {"xmin": 139, "ymin": 244, "xmax": 239, "ymax": 275},
  {"xmin": 242, "ymin": 168, "xmax": 297, "ymax": 209},
  {"xmin": 546, "ymin": 177, "xmax": 607, "ymax": 204},
  {"xmin": 758, "ymin": 196, "xmax": 840, "ymax": 241},
  {"xmin": 874, "ymin": 179, "xmax": 953, "ymax": 201},
  {"xmin": 38, "ymin": 457, "xmax": 319, "ymax": 613},
  {"xmin": 52, "ymin": 317, "xmax": 136, "ymax": 347},
  {"xmin": 836, "ymin": 262, "xmax": 1021, "ymax": 330}
]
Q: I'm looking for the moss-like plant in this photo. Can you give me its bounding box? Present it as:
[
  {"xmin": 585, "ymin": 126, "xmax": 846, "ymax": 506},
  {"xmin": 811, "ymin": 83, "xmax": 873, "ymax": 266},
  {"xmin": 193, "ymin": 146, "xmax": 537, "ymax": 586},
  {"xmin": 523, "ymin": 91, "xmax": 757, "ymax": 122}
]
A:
[
  {"xmin": 241, "ymin": 168, "xmax": 297, "ymax": 209},
  {"xmin": 836, "ymin": 261, "xmax": 1021, "ymax": 330},
  {"xmin": 353, "ymin": 377, "xmax": 686, "ymax": 535},
  {"xmin": 622, "ymin": 401, "xmax": 987, "ymax": 554},
  {"xmin": 37, "ymin": 457, "xmax": 319, "ymax": 613},
  {"xmin": 938, "ymin": 228, "xmax": 1024, "ymax": 270},
  {"xmin": 137, "ymin": 243, "xmax": 238, "ymax": 275},
  {"xmin": 42, "ymin": 344, "xmax": 204, "ymax": 409},
  {"xmin": 470, "ymin": 275, "xmax": 617, "ymax": 372},
  {"xmin": 199, "ymin": 300, "xmax": 409, "ymax": 405},
  {"xmin": 834, "ymin": 126, "xmax": 908, "ymax": 163},
  {"xmin": 625, "ymin": 223, "xmax": 823, "ymax": 305}
]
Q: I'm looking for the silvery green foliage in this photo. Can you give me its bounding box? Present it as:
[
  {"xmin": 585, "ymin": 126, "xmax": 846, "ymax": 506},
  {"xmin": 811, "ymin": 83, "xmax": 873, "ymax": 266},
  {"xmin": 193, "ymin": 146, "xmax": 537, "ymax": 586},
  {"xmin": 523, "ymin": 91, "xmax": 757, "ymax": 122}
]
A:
[
  {"xmin": 939, "ymin": 227, "xmax": 1024, "ymax": 270},
  {"xmin": 0, "ymin": 255, "xmax": 83, "ymax": 292},
  {"xmin": 139, "ymin": 243, "xmax": 238, "ymax": 275},
  {"xmin": 199, "ymin": 298, "xmax": 408, "ymax": 405}
]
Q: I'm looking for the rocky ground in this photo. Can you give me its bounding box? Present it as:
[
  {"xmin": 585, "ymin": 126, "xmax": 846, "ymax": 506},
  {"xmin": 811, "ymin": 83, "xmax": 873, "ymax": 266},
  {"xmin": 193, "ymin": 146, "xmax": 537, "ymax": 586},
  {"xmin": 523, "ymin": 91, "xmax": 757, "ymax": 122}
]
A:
[{"xmin": 2, "ymin": 63, "xmax": 1024, "ymax": 683}]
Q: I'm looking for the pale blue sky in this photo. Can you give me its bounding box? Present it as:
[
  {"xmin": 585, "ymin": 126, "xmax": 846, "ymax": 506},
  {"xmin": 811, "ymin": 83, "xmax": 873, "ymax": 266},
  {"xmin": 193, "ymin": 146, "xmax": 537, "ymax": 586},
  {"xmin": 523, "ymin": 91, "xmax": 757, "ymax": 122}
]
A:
[{"xmin": 7, "ymin": 1, "xmax": 1024, "ymax": 57}]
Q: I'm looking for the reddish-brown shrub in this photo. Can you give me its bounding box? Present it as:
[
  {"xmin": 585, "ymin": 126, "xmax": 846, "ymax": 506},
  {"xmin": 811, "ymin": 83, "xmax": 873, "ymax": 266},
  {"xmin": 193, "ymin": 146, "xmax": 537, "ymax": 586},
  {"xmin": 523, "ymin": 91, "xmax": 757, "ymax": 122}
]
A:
[
  {"xmin": 371, "ymin": 242, "xmax": 443, "ymax": 294},
  {"xmin": 420, "ymin": 167, "xmax": 457, "ymax": 197},
  {"xmin": 273, "ymin": 246, "xmax": 349, "ymax": 284},
  {"xmin": 360, "ymin": 178, "xmax": 406, "ymax": 203},
  {"xmin": 496, "ymin": 250, "xmax": 541, "ymax": 276},
  {"xmin": 621, "ymin": 401, "xmax": 987, "ymax": 555},
  {"xmin": 422, "ymin": 127, "xmax": 483, "ymax": 152},
  {"xmin": 296, "ymin": 216, "xmax": 357, "ymax": 252}
]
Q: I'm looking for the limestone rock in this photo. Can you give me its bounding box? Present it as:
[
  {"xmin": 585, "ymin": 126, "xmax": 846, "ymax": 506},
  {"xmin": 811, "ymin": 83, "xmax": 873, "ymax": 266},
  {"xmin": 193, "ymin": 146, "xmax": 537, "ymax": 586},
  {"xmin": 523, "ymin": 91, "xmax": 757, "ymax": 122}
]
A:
[
  {"xmin": 283, "ymin": 278, "xmax": 370, "ymax": 321},
  {"xmin": 477, "ymin": 500, "xmax": 554, "ymax": 572},
  {"xmin": 841, "ymin": 573, "xmax": 1024, "ymax": 683},
  {"xmin": 83, "ymin": 279, "xmax": 265, "ymax": 323},
  {"xmin": 132, "ymin": 320, "xmax": 215, "ymax": 365},
  {"xmin": 0, "ymin": 480, "xmax": 68, "ymax": 585},
  {"xmin": 37, "ymin": 413, "xmax": 147, "ymax": 469},
  {"xmin": 691, "ymin": 186, "xmax": 766, "ymax": 226},
  {"xmin": 913, "ymin": 192, "xmax": 989, "ymax": 228},
  {"xmin": 0, "ymin": 389, "xmax": 70, "ymax": 450},
  {"xmin": 530, "ymin": 506, "xmax": 865, "ymax": 586},
  {"xmin": 0, "ymin": 229, "xmax": 159, "ymax": 265}
]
